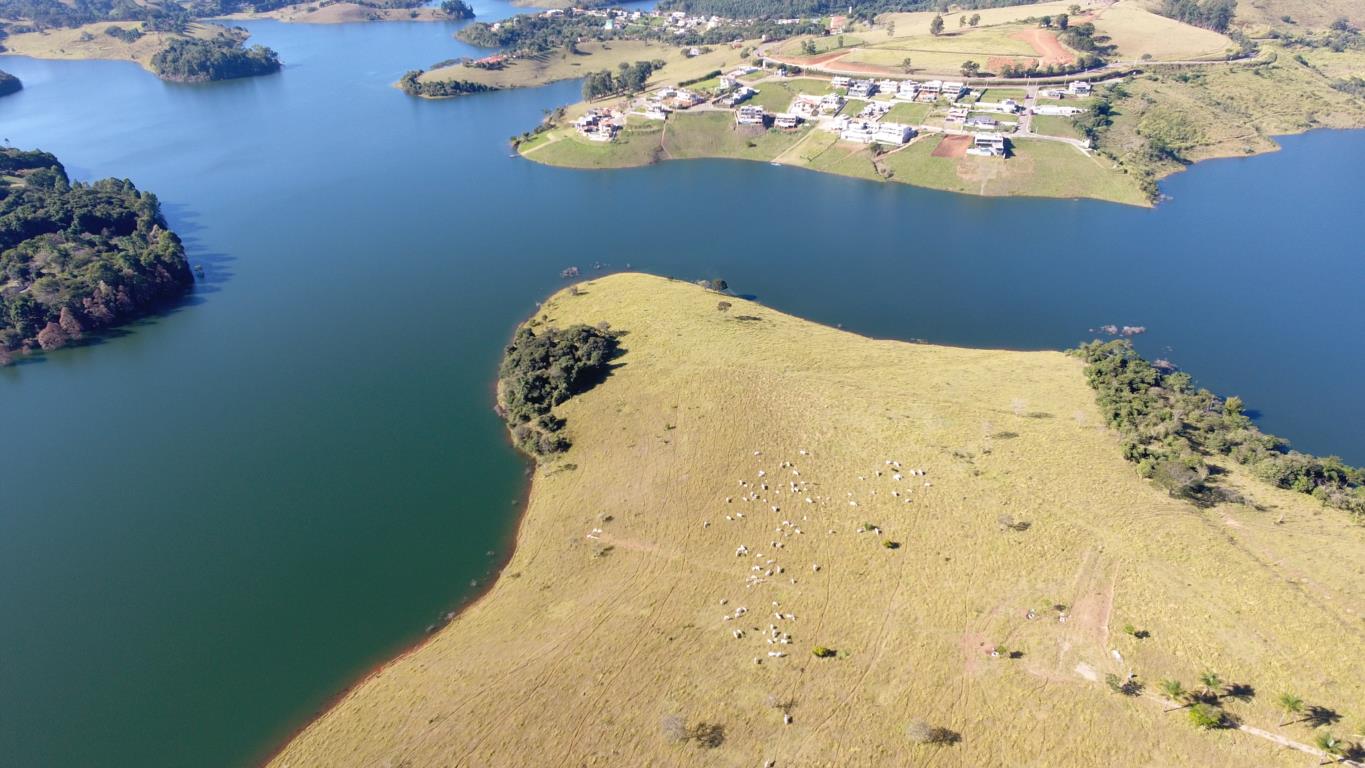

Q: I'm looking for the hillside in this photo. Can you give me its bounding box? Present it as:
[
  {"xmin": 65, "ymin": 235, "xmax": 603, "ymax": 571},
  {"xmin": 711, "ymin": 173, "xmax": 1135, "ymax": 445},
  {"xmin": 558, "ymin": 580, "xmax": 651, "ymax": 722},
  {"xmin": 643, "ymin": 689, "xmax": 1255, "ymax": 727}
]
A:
[{"xmin": 271, "ymin": 274, "xmax": 1365, "ymax": 768}]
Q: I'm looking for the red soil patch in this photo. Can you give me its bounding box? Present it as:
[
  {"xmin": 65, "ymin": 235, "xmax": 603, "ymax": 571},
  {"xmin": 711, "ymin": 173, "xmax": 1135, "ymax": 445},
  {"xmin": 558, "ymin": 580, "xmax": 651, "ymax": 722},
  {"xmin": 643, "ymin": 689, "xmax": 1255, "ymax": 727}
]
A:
[
  {"xmin": 1010, "ymin": 28, "xmax": 1076, "ymax": 66},
  {"xmin": 932, "ymin": 134, "xmax": 970, "ymax": 158},
  {"xmin": 987, "ymin": 56, "xmax": 1034, "ymax": 72}
]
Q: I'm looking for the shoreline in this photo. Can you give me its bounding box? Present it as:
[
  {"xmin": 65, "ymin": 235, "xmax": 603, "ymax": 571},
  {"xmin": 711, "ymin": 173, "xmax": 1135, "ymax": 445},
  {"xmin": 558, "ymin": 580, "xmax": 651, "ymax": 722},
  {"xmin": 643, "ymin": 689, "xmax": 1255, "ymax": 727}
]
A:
[
  {"xmin": 265, "ymin": 274, "xmax": 1365, "ymax": 767},
  {"xmin": 253, "ymin": 321, "xmax": 542, "ymax": 767}
]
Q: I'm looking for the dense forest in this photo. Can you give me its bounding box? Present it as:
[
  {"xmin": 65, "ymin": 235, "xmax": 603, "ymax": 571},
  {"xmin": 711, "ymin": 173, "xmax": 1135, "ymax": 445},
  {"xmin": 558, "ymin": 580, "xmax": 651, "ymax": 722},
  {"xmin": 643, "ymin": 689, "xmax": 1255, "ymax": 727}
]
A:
[
  {"xmin": 0, "ymin": 148, "xmax": 193, "ymax": 362},
  {"xmin": 653, "ymin": 0, "xmax": 1039, "ymax": 21},
  {"xmin": 0, "ymin": 0, "xmax": 192, "ymax": 30},
  {"xmin": 398, "ymin": 69, "xmax": 496, "ymax": 97},
  {"xmin": 583, "ymin": 59, "xmax": 665, "ymax": 99},
  {"xmin": 1156, "ymin": 0, "xmax": 1236, "ymax": 33},
  {"xmin": 0, "ymin": 70, "xmax": 21, "ymax": 97},
  {"xmin": 439, "ymin": 0, "xmax": 473, "ymax": 19},
  {"xmin": 458, "ymin": 11, "xmax": 821, "ymax": 53},
  {"xmin": 151, "ymin": 34, "xmax": 281, "ymax": 82},
  {"xmin": 498, "ymin": 323, "xmax": 620, "ymax": 457},
  {"xmin": 1073, "ymin": 340, "xmax": 1364, "ymax": 521}
]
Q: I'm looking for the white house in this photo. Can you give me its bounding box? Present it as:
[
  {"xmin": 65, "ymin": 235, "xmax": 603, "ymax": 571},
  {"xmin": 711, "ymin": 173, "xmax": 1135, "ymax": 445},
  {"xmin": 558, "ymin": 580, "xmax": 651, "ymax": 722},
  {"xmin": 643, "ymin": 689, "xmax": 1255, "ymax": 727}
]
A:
[
  {"xmin": 967, "ymin": 133, "xmax": 1007, "ymax": 157},
  {"xmin": 848, "ymin": 79, "xmax": 877, "ymax": 98},
  {"xmin": 831, "ymin": 76, "xmax": 852, "ymax": 89},
  {"xmin": 774, "ymin": 113, "xmax": 801, "ymax": 129},
  {"xmin": 1034, "ymin": 104, "xmax": 1084, "ymax": 116},
  {"xmin": 1069, "ymin": 80, "xmax": 1093, "ymax": 96},
  {"xmin": 874, "ymin": 122, "xmax": 914, "ymax": 145},
  {"xmin": 840, "ymin": 121, "xmax": 877, "ymax": 143}
]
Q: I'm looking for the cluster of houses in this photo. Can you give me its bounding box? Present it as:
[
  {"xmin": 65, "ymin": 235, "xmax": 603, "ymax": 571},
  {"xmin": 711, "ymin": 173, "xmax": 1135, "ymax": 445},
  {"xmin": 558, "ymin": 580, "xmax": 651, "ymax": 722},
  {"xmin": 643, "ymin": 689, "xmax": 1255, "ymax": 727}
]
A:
[
  {"xmin": 829, "ymin": 76, "xmax": 969, "ymax": 103},
  {"xmin": 573, "ymin": 108, "xmax": 625, "ymax": 142},
  {"xmin": 835, "ymin": 118, "xmax": 915, "ymax": 145}
]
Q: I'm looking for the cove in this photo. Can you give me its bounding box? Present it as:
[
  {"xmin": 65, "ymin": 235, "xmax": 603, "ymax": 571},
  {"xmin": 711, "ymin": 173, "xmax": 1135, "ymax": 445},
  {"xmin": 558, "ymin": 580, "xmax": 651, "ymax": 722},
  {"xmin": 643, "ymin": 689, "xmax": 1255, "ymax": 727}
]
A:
[{"xmin": 1, "ymin": 9, "xmax": 1363, "ymax": 767}]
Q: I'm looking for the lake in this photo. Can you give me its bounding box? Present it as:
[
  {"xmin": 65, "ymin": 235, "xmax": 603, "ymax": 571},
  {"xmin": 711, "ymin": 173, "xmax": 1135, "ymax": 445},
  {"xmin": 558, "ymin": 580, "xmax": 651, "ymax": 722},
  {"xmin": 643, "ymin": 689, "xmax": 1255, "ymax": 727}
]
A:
[{"xmin": 1, "ymin": 7, "xmax": 1362, "ymax": 766}]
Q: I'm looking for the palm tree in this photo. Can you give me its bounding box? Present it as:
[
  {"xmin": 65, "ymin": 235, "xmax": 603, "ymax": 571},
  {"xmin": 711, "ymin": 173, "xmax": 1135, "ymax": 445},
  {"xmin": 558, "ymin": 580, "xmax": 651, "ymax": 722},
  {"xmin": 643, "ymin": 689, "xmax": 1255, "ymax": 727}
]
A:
[
  {"xmin": 1159, "ymin": 679, "xmax": 1190, "ymax": 711},
  {"xmin": 1314, "ymin": 732, "xmax": 1345, "ymax": 765},
  {"xmin": 1198, "ymin": 671, "xmax": 1223, "ymax": 700},
  {"xmin": 1276, "ymin": 692, "xmax": 1305, "ymax": 726}
]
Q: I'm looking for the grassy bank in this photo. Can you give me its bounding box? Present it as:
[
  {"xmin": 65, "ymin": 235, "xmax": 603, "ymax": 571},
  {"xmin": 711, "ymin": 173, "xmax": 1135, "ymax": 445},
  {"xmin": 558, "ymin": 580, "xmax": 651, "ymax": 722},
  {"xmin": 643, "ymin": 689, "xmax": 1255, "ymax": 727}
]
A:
[{"xmin": 271, "ymin": 274, "xmax": 1365, "ymax": 768}]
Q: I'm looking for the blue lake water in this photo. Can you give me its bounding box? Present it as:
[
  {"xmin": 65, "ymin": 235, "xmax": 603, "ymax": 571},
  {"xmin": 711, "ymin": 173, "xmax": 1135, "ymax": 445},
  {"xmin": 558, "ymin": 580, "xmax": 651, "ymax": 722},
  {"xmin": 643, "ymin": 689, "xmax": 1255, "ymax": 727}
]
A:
[{"xmin": 1, "ymin": 9, "xmax": 1362, "ymax": 766}]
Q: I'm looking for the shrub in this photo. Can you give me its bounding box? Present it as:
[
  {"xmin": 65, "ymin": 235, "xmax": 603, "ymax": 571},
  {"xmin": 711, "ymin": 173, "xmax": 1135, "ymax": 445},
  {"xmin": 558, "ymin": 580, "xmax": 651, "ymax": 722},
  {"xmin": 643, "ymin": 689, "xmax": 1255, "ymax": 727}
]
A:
[
  {"xmin": 812, "ymin": 646, "xmax": 836, "ymax": 658},
  {"xmin": 1188, "ymin": 702, "xmax": 1225, "ymax": 729},
  {"xmin": 906, "ymin": 720, "xmax": 961, "ymax": 745}
]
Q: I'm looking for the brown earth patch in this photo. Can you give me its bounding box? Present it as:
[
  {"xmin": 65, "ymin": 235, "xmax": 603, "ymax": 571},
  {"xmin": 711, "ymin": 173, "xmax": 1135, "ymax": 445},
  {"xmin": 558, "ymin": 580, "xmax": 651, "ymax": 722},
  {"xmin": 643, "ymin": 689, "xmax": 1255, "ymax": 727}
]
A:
[
  {"xmin": 1011, "ymin": 28, "xmax": 1076, "ymax": 66},
  {"xmin": 987, "ymin": 56, "xmax": 1036, "ymax": 72},
  {"xmin": 932, "ymin": 134, "xmax": 971, "ymax": 158}
]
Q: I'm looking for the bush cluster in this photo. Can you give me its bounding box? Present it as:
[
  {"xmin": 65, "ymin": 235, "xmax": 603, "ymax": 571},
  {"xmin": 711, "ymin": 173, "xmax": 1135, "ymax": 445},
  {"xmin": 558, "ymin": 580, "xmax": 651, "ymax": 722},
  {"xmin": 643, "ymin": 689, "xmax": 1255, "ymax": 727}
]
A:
[
  {"xmin": 1072, "ymin": 340, "xmax": 1364, "ymax": 519},
  {"xmin": 498, "ymin": 324, "xmax": 620, "ymax": 457}
]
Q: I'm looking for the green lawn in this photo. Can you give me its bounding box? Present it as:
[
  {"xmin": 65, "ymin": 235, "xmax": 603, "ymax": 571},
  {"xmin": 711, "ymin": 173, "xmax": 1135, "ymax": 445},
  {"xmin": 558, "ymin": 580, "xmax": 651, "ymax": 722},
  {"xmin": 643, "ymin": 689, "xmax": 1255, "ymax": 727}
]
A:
[
  {"xmin": 884, "ymin": 101, "xmax": 933, "ymax": 124},
  {"xmin": 877, "ymin": 135, "xmax": 1147, "ymax": 206},
  {"xmin": 1031, "ymin": 115, "xmax": 1082, "ymax": 140},
  {"xmin": 521, "ymin": 123, "xmax": 664, "ymax": 169},
  {"xmin": 662, "ymin": 111, "xmax": 809, "ymax": 161},
  {"xmin": 840, "ymin": 98, "xmax": 869, "ymax": 116},
  {"xmin": 980, "ymin": 88, "xmax": 1028, "ymax": 103}
]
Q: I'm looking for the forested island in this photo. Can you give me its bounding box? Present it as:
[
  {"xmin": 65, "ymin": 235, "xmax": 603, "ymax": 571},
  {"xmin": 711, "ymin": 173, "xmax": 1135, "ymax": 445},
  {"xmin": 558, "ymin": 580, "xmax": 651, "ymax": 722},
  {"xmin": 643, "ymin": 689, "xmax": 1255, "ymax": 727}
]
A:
[
  {"xmin": 152, "ymin": 33, "xmax": 280, "ymax": 82},
  {"xmin": 0, "ymin": 69, "xmax": 20, "ymax": 96},
  {"xmin": 0, "ymin": 148, "xmax": 193, "ymax": 364}
]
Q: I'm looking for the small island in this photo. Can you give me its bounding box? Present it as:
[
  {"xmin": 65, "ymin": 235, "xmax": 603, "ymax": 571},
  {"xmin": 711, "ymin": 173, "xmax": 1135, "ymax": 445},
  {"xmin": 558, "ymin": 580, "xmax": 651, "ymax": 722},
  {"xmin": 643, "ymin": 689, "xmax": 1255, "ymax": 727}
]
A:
[
  {"xmin": 468, "ymin": 1, "xmax": 1365, "ymax": 206},
  {"xmin": 0, "ymin": 69, "xmax": 20, "ymax": 96},
  {"xmin": 269, "ymin": 273, "xmax": 1364, "ymax": 768},
  {"xmin": 0, "ymin": 148, "xmax": 194, "ymax": 365}
]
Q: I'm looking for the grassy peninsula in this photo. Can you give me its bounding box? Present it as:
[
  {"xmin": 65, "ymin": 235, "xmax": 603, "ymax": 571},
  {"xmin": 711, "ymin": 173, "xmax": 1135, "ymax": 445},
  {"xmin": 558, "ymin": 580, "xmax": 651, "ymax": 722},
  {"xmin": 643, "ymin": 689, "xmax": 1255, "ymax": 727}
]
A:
[
  {"xmin": 270, "ymin": 273, "xmax": 1364, "ymax": 768},
  {"xmin": 509, "ymin": 0, "xmax": 1365, "ymax": 206},
  {"xmin": 0, "ymin": 148, "xmax": 193, "ymax": 364},
  {"xmin": 1, "ymin": 21, "xmax": 280, "ymax": 82}
]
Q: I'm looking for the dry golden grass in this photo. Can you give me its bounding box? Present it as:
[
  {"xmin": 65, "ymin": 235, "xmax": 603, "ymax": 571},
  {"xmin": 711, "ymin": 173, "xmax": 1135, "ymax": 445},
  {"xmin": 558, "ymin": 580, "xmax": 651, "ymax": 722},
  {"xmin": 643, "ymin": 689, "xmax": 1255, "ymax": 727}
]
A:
[
  {"xmin": 423, "ymin": 41, "xmax": 749, "ymax": 89},
  {"xmin": 1092, "ymin": 2, "xmax": 1236, "ymax": 61},
  {"xmin": 219, "ymin": 3, "xmax": 450, "ymax": 24},
  {"xmin": 0, "ymin": 21, "xmax": 219, "ymax": 71},
  {"xmin": 272, "ymin": 274, "xmax": 1364, "ymax": 768}
]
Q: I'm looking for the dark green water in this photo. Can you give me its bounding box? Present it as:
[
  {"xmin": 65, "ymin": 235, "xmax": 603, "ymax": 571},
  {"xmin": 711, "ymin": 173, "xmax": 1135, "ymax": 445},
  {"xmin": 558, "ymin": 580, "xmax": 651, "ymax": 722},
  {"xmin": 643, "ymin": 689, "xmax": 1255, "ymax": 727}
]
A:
[{"xmin": 1, "ymin": 10, "xmax": 1362, "ymax": 766}]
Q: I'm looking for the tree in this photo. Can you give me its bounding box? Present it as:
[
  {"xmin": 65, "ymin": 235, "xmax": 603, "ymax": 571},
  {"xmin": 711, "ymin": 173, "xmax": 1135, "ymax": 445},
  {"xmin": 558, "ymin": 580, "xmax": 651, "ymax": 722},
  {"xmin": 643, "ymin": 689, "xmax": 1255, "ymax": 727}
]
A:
[
  {"xmin": 969, "ymin": 13, "xmax": 980, "ymax": 27},
  {"xmin": 929, "ymin": 14, "xmax": 944, "ymax": 36},
  {"xmin": 1315, "ymin": 732, "xmax": 1347, "ymax": 764},
  {"xmin": 1069, "ymin": 4, "xmax": 1082, "ymax": 14},
  {"xmin": 1040, "ymin": 15, "xmax": 1053, "ymax": 28},
  {"xmin": 58, "ymin": 306, "xmax": 84, "ymax": 338},
  {"xmin": 901, "ymin": 57, "xmax": 913, "ymax": 73},
  {"xmin": 1160, "ymin": 679, "xmax": 1190, "ymax": 710},
  {"xmin": 1057, "ymin": 13, "xmax": 1069, "ymax": 30},
  {"xmin": 1276, "ymin": 692, "xmax": 1305, "ymax": 726},
  {"xmin": 961, "ymin": 60, "xmax": 980, "ymax": 77},
  {"xmin": 1199, "ymin": 671, "xmax": 1224, "ymax": 700},
  {"xmin": 959, "ymin": 15, "xmax": 966, "ymax": 28},
  {"xmin": 36, "ymin": 322, "xmax": 69, "ymax": 351}
]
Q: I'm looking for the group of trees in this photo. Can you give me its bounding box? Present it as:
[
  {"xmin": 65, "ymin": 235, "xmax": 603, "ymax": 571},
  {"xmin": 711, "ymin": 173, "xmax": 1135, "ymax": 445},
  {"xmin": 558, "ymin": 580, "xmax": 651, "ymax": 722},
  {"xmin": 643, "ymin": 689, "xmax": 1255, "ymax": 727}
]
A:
[
  {"xmin": 1157, "ymin": 0, "xmax": 1236, "ymax": 33},
  {"xmin": 398, "ymin": 69, "xmax": 495, "ymax": 97},
  {"xmin": 1072, "ymin": 340, "xmax": 1365, "ymax": 520},
  {"xmin": 0, "ymin": 148, "xmax": 193, "ymax": 362},
  {"xmin": 150, "ymin": 34, "xmax": 281, "ymax": 82},
  {"xmin": 0, "ymin": 0, "xmax": 191, "ymax": 30},
  {"xmin": 582, "ymin": 59, "xmax": 664, "ymax": 100},
  {"xmin": 497, "ymin": 323, "xmax": 620, "ymax": 457},
  {"xmin": 438, "ymin": 0, "xmax": 473, "ymax": 19},
  {"xmin": 995, "ymin": 52, "xmax": 1103, "ymax": 78}
]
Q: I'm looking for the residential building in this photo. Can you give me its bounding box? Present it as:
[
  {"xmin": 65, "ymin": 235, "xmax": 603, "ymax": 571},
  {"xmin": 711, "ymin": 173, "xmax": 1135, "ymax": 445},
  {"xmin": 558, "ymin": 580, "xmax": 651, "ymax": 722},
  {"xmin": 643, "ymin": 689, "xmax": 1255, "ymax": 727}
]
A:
[
  {"xmin": 848, "ymin": 79, "xmax": 877, "ymax": 98},
  {"xmin": 946, "ymin": 106, "xmax": 970, "ymax": 123},
  {"xmin": 735, "ymin": 105, "xmax": 767, "ymax": 125},
  {"xmin": 1069, "ymin": 80, "xmax": 1093, "ymax": 96},
  {"xmin": 831, "ymin": 76, "xmax": 852, "ymax": 89},
  {"xmin": 967, "ymin": 133, "xmax": 1007, "ymax": 157},
  {"xmin": 774, "ymin": 113, "xmax": 801, "ymax": 129},
  {"xmin": 874, "ymin": 122, "xmax": 914, "ymax": 145},
  {"xmin": 840, "ymin": 120, "xmax": 877, "ymax": 143}
]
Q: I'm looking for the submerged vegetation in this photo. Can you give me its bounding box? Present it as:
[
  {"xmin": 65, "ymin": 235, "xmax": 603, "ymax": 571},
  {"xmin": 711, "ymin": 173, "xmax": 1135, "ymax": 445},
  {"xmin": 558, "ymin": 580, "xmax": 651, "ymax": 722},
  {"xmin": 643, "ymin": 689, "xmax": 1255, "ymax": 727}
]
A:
[
  {"xmin": 1073, "ymin": 340, "xmax": 1364, "ymax": 519},
  {"xmin": 498, "ymin": 323, "xmax": 620, "ymax": 457},
  {"xmin": 0, "ymin": 148, "xmax": 193, "ymax": 362}
]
